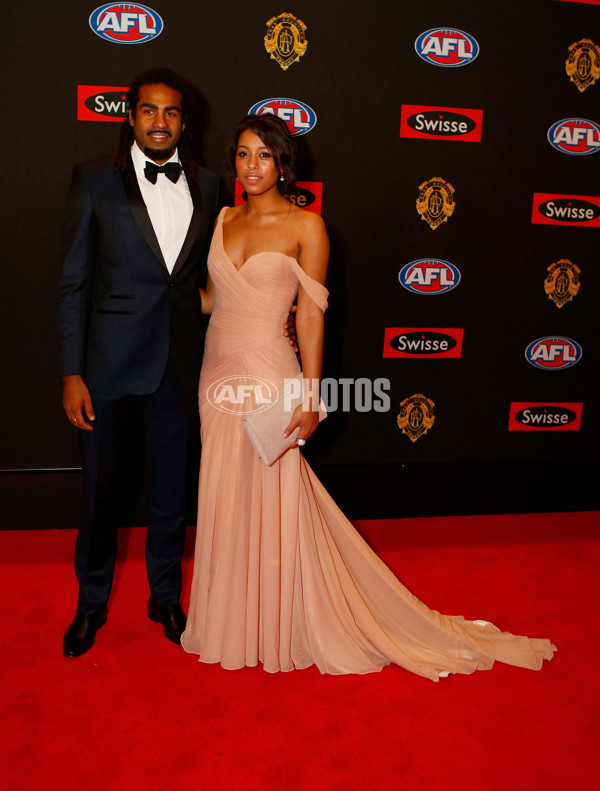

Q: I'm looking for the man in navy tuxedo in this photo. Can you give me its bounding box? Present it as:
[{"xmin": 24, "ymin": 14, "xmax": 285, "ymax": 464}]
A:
[{"xmin": 58, "ymin": 68, "xmax": 219, "ymax": 657}]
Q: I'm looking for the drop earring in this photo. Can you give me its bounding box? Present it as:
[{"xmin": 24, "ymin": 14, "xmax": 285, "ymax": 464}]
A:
[{"xmin": 279, "ymin": 172, "xmax": 285, "ymax": 182}]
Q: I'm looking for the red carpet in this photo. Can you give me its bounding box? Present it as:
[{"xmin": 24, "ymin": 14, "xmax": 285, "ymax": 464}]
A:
[{"xmin": 1, "ymin": 512, "xmax": 598, "ymax": 790}]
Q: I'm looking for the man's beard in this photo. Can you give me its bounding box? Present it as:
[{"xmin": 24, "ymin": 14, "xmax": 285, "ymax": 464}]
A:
[{"xmin": 144, "ymin": 146, "xmax": 175, "ymax": 161}]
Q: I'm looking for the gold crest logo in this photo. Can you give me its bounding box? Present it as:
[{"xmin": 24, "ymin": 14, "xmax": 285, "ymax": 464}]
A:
[
  {"xmin": 416, "ymin": 177, "xmax": 455, "ymax": 230},
  {"xmin": 544, "ymin": 259, "xmax": 581, "ymax": 309},
  {"xmin": 566, "ymin": 39, "xmax": 600, "ymax": 93},
  {"xmin": 397, "ymin": 394, "xmax": 435, "ymax": 443},
  {"xmin": 264, "ymin": 13, "xmax": 307, "ymax": 71}
]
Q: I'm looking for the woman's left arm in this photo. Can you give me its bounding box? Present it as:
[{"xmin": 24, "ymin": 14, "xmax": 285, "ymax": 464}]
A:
[{"xmin": 283, "ymin": 213, "xmax": 329, "ymax": 442}]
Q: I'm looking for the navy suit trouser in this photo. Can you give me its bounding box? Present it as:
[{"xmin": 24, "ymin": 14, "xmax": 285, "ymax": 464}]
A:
[{"xmin": 75, "ymin": 353, "xmax": 195, "ymax": 614}]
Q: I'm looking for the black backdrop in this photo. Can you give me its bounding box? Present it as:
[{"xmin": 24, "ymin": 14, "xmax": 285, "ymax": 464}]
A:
[{"xmin": 1, "ymin": 0, "xmax": 599, "ymax": 525}]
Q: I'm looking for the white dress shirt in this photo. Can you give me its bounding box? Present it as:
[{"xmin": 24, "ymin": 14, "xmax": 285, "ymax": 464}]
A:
[{"xmin": 131, "ymin": 142, "xmax": 194, "ymax": 274}]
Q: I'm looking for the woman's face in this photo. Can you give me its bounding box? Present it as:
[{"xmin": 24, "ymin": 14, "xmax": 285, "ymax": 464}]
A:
[{"xmin": 235, "ymin": 130, "xmax": 280, "ymax": 196}]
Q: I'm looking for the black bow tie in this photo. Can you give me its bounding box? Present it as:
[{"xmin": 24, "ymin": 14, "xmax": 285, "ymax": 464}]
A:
[{"xmin": 144, "ymin": 161, "xmax": 182, "ymax": 185}]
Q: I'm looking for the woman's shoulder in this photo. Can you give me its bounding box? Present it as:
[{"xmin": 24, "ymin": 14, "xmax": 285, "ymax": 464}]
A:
[
  {"xmin": 222, "ymin": 204, "xmax": 245, "ymax": 226},
  {"xmin": 288, "ymin": 203, "xmax": 326, "ymax": 235}
]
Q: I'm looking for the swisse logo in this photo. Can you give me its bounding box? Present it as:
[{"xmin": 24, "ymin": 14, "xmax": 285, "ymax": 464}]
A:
[
  {"xmin": 411, "ymin": 110, "xmax": 474, "ymax": 135},
  {"xmin": 400, "ymin": 105, "xmax": 483, "ymax": 142},
  {"xmin": 207, "ymin": 376, "xmax": 278, "ymax": 415},
  {"xmin": 415, "ymin": 28, "xmax": 479, "ymax": 67},
  {"xmin": 531, "ymin": 193, "xmax": 600, "ymax": 227},
  {"xmin": 542, "ymin": 199, "xmax": 599, "ymax": 220},
  {"xmin": 547, "ymin": 118, "xmax": 600, "ymax": 155},
  {"xmin": 77, "ymin": 85, "xmax": 129, "ymax": 122},
  {"xmin": 235, "ymin": 180, "xmax": 323, "ymax": 213},
  {"xmin": 399, "ymin": 259, "xmax": 460, "ymax": 295},
  {"xmin": 248, "ymin": 98, "xmax": 316, "ymax": 136},
  {"xmin": 89, "ymin": 4, "xmax": 163, "ymax": 44},
  {"xmin": 525, "ymin": 337, "xmax": 582, "ymax": 369},
  {"xmin": 289, "ymin": 183, "xmax": 321, "ymax": 211},
  {"xmin": 508, "ymin": 402, "xmax": 583, "ymax": 431},
  {"xmin": 383, "ymin": 328, "xmax": 463, "ymax": 359}
]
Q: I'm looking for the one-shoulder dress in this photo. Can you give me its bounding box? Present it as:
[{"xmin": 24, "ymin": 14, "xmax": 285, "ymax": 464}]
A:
[{"xmin": 180, "ymin": 208, "xmax": 556, "ymax": 679}]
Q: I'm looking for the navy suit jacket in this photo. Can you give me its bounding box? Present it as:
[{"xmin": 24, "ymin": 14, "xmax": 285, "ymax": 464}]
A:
[{"xmin": 57, "ymin": 154, "xmax": 219, "ymax": 396}]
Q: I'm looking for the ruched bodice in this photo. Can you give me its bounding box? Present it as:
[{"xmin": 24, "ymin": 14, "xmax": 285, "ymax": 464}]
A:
[
  {"xmin": 181, "ymin": 208, "xmax": 556, "ymax": 678},
  {"xmin": 200, "ymin": 209, "xmax": 327, "ymax": 395},
  {"xmin": 205, "ymin": 209, "xmax": 327, "ymax": 360}
]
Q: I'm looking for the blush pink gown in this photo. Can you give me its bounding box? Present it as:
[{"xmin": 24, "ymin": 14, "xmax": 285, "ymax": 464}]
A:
[{"xmin": 180, "ymin": 208, "xmax": 556, "ymax": 679}]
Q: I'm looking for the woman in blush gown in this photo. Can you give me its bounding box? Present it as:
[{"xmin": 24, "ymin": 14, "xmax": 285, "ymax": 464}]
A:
[{"xmin": 180, "ymin": 115, "xmax": 556, "ymax": 679}]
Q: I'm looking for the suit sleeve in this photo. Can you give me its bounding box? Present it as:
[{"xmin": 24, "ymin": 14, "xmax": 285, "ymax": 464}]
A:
[{"xmin": 57, "ymin": 164, "xmax": 97, "ymax": 377}]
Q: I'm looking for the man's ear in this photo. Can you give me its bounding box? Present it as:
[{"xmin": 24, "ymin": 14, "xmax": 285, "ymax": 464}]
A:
[{"xmin": 128, "ymin": 109, "xmax": 135, "ymax": 127}]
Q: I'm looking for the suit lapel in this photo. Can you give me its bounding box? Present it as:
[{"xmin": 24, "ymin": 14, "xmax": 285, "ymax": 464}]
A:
[
  {"xmin": 122, "ymin": 156, "xmax": 168, "ymax": 272},
  {"xmin": 171, "ymin": 171, "xmax": 203, "ymax": 279}
]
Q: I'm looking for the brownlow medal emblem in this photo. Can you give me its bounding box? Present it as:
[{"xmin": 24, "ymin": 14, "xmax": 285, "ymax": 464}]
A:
[
  {"xmin": 566, "ymin": 39, "xmax": 600, "ymax": 93},
  {"xmin": 416, "ymin": 177, "xmax": 455, "ymax": 230},
  {"xmin": 264, "ymin": 13, "xmax": 307, "ymax": 71},
  {"xmin": 544, "ymin": 259, "xmax": 581, "ymax": 309},
  {"xmin": 397, "ymin": 394, "xmax": 435, "ymax": 443}
]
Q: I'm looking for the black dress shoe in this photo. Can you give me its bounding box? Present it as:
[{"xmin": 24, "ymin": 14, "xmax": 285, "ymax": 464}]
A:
[
  {"xmin": 63, "ymin": 606, "xmax": 108, "ymax": 658},
  {"xmin": 148, "ymin": 598, "xmax": 187, "ymax": 644}
]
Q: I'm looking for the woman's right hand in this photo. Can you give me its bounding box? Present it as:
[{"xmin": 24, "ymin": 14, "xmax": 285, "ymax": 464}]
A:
[{"xmin": 283, "ymin": 403, "xmax": 320, "ymax": 447}]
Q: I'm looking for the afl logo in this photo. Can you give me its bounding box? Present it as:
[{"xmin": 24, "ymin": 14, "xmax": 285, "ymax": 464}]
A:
[
  {"xmin": 415, "ymin": 28, "xmax": 479, "ymax": 67},
  {"xmin": 248, "ymin": 98, "xmax": 316, "ymax": 136},
  {"xmin": 399, "ymin": 259, "xmax": 460, "ymax": 295},
  {"xmin": 525, "ymin": 337, "xmax": 582, "ymax": 370},
  {"xmin": 206, "ymin": 376, "xmax": 277, "ymax": 415},
  {"xmin": 548, "ymin": 118, "xmax": 600, "ymax": 155},
  {"xmin": 89, "ymin": 4, "xmax": 163, "ymax": 44}
]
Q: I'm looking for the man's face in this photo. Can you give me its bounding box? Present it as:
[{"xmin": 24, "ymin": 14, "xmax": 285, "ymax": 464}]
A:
[{"xmin": 129, "ymin": 83, "xmax": 186, "ymax": 163}]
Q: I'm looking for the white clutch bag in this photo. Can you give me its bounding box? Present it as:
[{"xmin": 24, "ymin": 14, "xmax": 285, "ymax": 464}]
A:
[{"xmin": 242, "ymin": 373, "xmax": 327, "ymax": 466}]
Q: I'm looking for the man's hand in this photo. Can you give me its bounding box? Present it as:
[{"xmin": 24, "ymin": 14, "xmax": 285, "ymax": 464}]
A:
[
  {"xmin": 283, "ymin": 304, "xmax": 298, "ymax": 353},
  {"xmin": 62, "ymin": 375, "xmax": 95, "ymax": 430}
]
